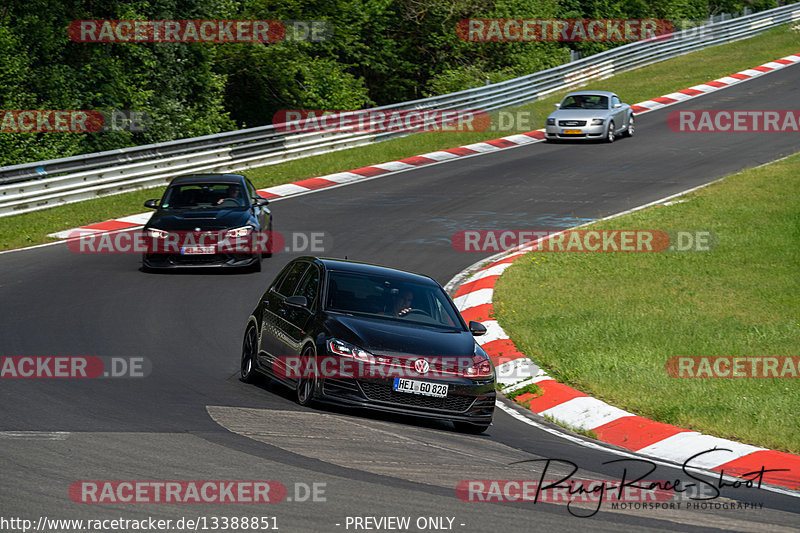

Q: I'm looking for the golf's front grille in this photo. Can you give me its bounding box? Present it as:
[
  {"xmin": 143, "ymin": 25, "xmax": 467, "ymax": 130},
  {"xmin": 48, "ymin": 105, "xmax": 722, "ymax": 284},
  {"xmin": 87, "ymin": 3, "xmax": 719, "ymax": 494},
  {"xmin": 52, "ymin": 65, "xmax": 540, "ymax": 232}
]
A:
[{"xmin": 358, "ymin": 382, "xmax": 475, "ymax": 412}]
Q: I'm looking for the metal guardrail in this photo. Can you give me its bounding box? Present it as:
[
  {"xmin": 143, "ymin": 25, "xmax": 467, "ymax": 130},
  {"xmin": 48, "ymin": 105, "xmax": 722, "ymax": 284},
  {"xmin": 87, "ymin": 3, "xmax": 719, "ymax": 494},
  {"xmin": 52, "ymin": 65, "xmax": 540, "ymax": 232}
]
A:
[{"xmin": 2, "ymin": 3, "xmax": 799, "ymax": 217}]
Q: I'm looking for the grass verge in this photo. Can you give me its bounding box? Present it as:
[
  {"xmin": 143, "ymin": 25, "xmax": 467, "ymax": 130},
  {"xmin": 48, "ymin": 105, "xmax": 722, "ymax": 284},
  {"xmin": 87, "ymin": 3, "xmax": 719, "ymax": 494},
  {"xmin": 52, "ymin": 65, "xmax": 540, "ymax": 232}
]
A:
[
  {"xmin": 1, "ymin": 24, "xmax": 799, "ymax": 251},
  {"xmin": 493, "ymin": 152, "xmax": 800, "ymax": 453}
]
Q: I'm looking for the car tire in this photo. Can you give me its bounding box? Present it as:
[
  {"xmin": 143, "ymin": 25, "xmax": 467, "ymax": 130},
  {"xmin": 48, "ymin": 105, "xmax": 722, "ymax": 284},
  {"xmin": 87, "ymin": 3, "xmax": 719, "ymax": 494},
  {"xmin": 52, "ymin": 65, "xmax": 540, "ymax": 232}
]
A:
[
  {"xmin": 624, "ymin": 115, "xmax": 634, "ymax": 137},
  {"xmin": 605, "ymin": 121, "xmax": 616, "ymax": 143},
  {"xmin": 240, "ymin": 324, "xmax": 259, "ymax": 383},
  {"xmin": 454, "ymin": 421, "xmax": 490, "ymax": 434},
  {"xmin": 296, "ymin": 345, "xmax": 317, "ymax": 407}
]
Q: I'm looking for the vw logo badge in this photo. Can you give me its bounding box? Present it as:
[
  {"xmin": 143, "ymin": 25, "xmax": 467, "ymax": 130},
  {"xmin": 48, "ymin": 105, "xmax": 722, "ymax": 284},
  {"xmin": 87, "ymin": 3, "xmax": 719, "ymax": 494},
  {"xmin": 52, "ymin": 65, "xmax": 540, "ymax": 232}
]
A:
[{"xmin": 414, "ymin": 359, "xmax": 430, "ymax": 374}]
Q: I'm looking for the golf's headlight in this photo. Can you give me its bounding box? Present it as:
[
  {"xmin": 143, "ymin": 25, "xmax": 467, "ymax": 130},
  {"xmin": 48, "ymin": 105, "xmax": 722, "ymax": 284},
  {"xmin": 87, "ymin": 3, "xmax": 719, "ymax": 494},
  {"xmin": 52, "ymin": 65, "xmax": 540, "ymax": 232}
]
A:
[
  {"xmin": 225, "ymin": 226, "xmax": 254, "ymax": 239},
  {"xmin": 328, "ymin": 339, "xmax": 375, "ymax": 363},
  {"xmin": 462, "ymin": 344, "xmax": 494, "ymax": 378},
  {"xmin": 591, "ymin": 118, "xmax": 605, "ymax": 125},
  {"xmin": 546, "ymin": 118, "xmax": 556, "ymax": 125},
  {"xmin": 147, "ymin": 228, "xmax": 168, "ymax": 239}
]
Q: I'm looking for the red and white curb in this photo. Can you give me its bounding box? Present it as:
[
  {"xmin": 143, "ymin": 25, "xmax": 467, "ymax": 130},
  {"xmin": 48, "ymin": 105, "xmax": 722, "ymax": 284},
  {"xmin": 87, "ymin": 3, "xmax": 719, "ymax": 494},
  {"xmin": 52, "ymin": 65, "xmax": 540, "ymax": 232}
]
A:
[
  {"xmin": 446, "ymin": 204, "xmax": 800, "ymax": 493},
  {"xmin": 49, "ymin": 52, "xmax": 800, "ymax": 240}
]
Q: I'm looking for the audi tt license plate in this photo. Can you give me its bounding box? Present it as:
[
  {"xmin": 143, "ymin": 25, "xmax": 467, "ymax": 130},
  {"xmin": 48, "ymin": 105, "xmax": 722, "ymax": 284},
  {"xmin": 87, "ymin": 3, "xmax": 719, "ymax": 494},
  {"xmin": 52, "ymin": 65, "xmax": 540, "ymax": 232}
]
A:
[
  {"xmin": 563, "ymin": 129, "xmax": 582, "ymax": 134},
  {"xmin": 181, "ymin": 246, "xmax": 216, "ymax": 255},
  {"xmin": 393, "ymin": 378, "xmax": 448, "ymax": 398}
]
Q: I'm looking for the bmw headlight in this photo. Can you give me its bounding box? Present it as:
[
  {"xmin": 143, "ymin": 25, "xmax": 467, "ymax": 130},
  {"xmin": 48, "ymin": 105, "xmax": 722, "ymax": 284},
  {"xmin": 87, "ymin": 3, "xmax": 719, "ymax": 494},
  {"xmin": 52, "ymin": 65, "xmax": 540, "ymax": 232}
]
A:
[
  {"xmin": 591, "ymin": 118, "xmax": 605, "ymax": 125},
  {"xmin": 224, "ymin": 226, "xmax": 254, "ymax": 239},
  {"xmin": 147, "ymin": 228, "xmax": 168, "ymax": 239}
]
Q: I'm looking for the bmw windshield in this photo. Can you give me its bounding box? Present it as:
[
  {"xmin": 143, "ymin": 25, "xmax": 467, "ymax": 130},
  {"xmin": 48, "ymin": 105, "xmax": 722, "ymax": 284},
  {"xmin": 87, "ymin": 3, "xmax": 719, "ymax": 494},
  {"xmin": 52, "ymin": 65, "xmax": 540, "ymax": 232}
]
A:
[{"xmin": 161, "ymin": 183, "xmax": 249, "ymax": 209}]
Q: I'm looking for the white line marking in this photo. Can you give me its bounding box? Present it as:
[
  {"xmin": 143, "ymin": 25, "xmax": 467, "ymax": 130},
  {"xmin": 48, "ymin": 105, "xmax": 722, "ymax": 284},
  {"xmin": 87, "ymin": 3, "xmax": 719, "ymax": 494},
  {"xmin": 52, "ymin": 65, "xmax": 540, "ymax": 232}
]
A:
[
  {"xmin": 540, "ymin": 396, "xmax": 632, "ymax": 430},
  {"xmin": 0, "ymin": 431, "xmax": 70, "ymax": 440},
  {"xmin": 453, "ymin": 288, "xmax": 494, "ymax": 310}
]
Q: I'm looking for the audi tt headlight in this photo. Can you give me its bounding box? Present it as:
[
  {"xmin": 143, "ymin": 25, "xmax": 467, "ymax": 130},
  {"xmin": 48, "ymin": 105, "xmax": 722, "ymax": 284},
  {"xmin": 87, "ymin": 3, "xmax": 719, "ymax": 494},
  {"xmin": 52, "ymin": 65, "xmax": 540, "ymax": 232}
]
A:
[
  {"xmin": 546, "ymin": 118, "xmax": 556, "ymax": 125},
  {"xmin": 224, "ymin": 226, "xmax": 254, "ymax": 239},
  {"xmin": 328, "ymin": 338, "xmax": 375, "ymax": 363},
  {"xmin": 591, "ymin": 118, "xmax": 605, "ymax": 125}
]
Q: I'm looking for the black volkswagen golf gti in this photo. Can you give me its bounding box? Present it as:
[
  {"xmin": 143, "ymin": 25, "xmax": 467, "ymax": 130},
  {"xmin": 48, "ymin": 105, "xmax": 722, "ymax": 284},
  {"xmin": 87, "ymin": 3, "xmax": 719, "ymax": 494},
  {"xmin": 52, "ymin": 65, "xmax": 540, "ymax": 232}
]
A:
[
  {"xmin": 142, "ymin": 173, "xmax": 271, "ymax": 271},
  {"xmin": 240, "ymin": 257, "xmax": 496, "ymax": 433}
]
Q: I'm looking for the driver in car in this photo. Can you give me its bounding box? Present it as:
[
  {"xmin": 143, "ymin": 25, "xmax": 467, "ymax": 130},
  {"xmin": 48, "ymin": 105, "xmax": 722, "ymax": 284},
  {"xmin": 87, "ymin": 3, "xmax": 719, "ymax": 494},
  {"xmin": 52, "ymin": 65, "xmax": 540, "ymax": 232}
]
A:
[
  {"xmin": 216, "ymin": 185, "xmax": 247, "ymax": 206},
  {"xmin": 392, "ymin": 289, "xmax": 415, "ymax": 316}
]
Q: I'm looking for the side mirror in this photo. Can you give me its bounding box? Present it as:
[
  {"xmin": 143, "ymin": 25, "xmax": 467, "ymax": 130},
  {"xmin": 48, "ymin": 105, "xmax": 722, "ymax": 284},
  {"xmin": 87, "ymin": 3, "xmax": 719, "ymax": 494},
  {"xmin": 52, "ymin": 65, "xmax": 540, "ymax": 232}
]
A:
[
  {"xmin": 468, "ymin": 321, "xmax": 487, "ymax": 337},
  {"xmin": 285, "ymin": 295, "xmax": 308, "ymax": 308},
  {"xmin": 614, "ymin": 103, "xmax": 622, "ymax": 108},
  {"xmin": 144, "ymin": 199, "xmax": 159, "ymax": 209},
  {"xmin": 554, "ymin": 103, "xmax": 561, "ymax": 108},
  {"xmin": 253, "ymin": 197, "xmax": 270, "ymax": 207}
]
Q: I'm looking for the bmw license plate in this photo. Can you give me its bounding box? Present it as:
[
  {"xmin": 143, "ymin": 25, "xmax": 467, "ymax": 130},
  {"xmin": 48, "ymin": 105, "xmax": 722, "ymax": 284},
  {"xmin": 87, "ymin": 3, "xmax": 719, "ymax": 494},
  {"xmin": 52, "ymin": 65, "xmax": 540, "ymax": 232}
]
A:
[
  {"xmin": 393, "ymin": 378, "xmax": 448, "ymax": 398},
  {"xmin": 563, "ymin": 129, "xmax": 582, "ymax": 134},
  {"xmin": 181, "ymin": 246, "xmax": 216, "ymax": 255}
]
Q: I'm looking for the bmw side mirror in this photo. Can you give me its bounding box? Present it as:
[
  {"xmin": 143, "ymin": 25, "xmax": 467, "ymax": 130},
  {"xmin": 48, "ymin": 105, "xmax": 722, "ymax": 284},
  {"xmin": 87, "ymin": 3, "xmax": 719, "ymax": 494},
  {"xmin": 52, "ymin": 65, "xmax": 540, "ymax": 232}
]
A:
[
  {"xmin": 254, "ymin": 197, "xmax": 270, "ymax": 207},
  {"xmin": 285, "ymin": 295, "xmax": 308, "ymax": 308},
  {"xmin": 144, "ymin": 199, "xmax": 159, "ymax": 209},
  {"xmin": 469, "ymin": 321, "xmax": 487, "ymax": 336}
]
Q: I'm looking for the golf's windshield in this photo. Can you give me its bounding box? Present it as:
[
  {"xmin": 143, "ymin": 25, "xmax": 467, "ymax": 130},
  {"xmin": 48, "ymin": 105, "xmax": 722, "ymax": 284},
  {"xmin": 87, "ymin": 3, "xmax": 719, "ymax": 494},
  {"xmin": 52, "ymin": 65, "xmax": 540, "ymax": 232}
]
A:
[{"xmin": 325, "ymin": 271, "xmax": 463, "ymax": 330}]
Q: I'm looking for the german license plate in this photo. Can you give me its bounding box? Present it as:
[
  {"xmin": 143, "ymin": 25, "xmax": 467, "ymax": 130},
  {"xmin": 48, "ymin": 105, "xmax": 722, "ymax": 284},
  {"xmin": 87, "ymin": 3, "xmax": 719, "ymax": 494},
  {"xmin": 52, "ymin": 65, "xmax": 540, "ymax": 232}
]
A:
[
  {"xmin": 563, "ymin": 129, "xmax": 582, "ymax": 134},
  {"xmin": 393, "ymin": 378, "xmax": 448, "ymax": 398},
  {"xmin": 181, "ymin": 246, "xmax": 216, "ymax": 255}
]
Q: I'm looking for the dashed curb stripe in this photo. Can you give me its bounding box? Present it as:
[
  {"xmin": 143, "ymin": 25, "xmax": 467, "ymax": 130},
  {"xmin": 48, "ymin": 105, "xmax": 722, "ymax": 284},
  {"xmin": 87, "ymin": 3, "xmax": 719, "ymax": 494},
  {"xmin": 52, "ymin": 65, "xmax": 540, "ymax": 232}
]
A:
[{"xmin": 49, "ymin": 52, "xmax": 800, "ymax": 240}]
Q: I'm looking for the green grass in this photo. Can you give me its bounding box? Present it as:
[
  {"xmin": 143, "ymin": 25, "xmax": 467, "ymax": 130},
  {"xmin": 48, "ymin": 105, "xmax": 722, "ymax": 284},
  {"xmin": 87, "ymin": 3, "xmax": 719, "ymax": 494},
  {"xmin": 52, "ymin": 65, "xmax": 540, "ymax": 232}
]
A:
[
  {"xmin": 2, "ymin": 23, "xmax": 799, "ymax": 251},
  {"xmin": 493, "ymin": 153, "xmax": 800, "ymax": 453},
  {"xmin": 506, "ymin": 382, "xmax": 543, "ymax": 401}
]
